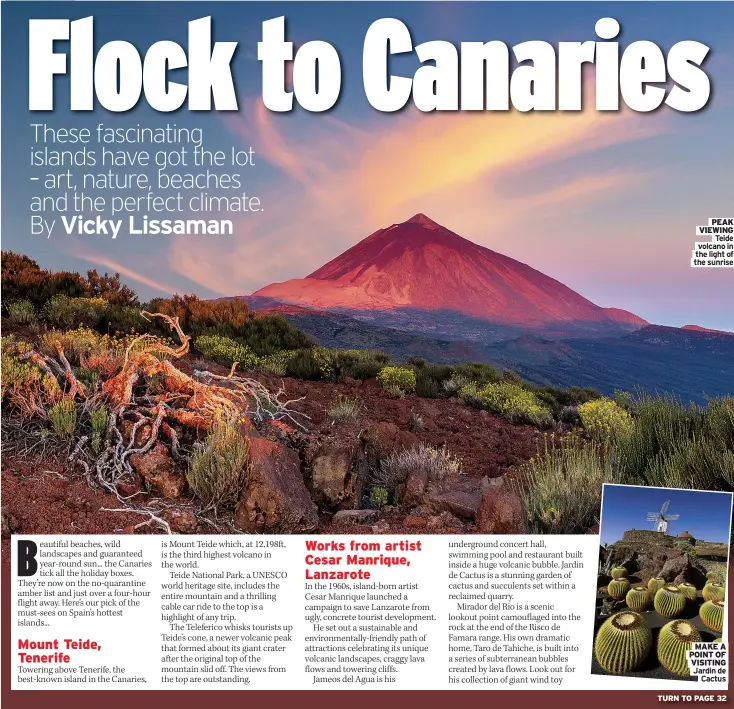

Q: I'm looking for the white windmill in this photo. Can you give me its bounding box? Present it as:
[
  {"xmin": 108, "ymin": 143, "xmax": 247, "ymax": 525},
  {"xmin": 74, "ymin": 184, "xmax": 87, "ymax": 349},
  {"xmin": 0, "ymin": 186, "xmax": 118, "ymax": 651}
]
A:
[{"xmin": 647, "ymin": 500, "xmax": 679, "ymax": 534}]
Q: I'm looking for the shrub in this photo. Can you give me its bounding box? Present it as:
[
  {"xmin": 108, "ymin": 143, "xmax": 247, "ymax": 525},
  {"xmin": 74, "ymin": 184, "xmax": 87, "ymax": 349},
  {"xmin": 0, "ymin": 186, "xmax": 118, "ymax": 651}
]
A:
[
  {"xmin": 48, "ymin": 399, "xmax": 77, "ymax": 438},
  {"xmin": 89, "ymin": 407, "xmax": 109, "ymax": 453},
  {"xmin": 6, "ymin": 299, "xmax": 37, "ymax": 325},
  {"xmin": 377, "ymin": 366, "xmax": 416, "ymax": 397},
  {"xmin": 327, "ymin": 395, "xmax": 362, "ymax": 425},
  {"xmin": 452, "ymin": 362, "xmax": 501, "ymax": 387},
  {"xmin": 408, "ymin": 410, "xmax": 425, "ymax": 432},
  {"xmin": 375, "ymin": 443, "xmax": 460, "ymax": 491},
  {"xmin": 257, "ymin": 351, "xmax": 290, "ymax": 376},
  {"xmin": 578, "ymin": 398, "xmax": 633, "ymax": 442},
  {"xmin": 285, "ymin": 347, "xmax": 335, "ymax": 381},
  {"xmin": 187, "ymin": 417, "xmax": 250, "ymax": 512},
  {"xmin": 514, "ymin": 437, "xmax": 614, "ymax": 534},
  {"xmin": 195, "ymin": 334, "xmax": 260, "ymax": 370},
  {"xmin": 1, "ymin": 336, "xmax": 40, "ymax": 398},
  {"xmin": 102, "ymin": 305, "xmax": 145, "ymax": 335},
  {"xmin": 612, "ymin": 394, "xmax": 734, "ymax": 492},
  {"xmin": 535, "ymin": 386, "xmax": 602, "ymax": 420},
  {"xmin": 44, "ymin": 295, "xmax": 109, "ymax": 329},
  {"xmin": 369, "ymin": 486, "xmax": 389, "ymax": 507},
  {"xmin": 469, "ymin": 381, "xmax": 553, "ymax": 427},
  {"xmin": 333, "ymin": 349, "xmax": 390, "ymax": 380},
  {"xmin": 39, "ymin": 327, "xmax": 102, "ymax": 365}
]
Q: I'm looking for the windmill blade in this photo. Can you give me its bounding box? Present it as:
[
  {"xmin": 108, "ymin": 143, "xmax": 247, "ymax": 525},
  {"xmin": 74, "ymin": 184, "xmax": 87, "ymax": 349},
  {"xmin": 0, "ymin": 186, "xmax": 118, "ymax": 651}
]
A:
[
  {"xmin": 666, "ymin": 515, "xmax": 680, "ymax": 521},
  {"xmin": 647, "ymin": 514, "xmax": 660, "ymax": 520},
  {"xmin": 660, "ymin": 500, "xmax": 670, "ymax": 516}
]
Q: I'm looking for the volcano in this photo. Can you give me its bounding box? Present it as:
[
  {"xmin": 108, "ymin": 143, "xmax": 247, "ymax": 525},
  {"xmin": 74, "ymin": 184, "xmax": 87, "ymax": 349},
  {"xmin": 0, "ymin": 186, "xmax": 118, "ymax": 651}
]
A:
[{"xmin": 253, "ymin": 214, "xmax": 644, "ymax": 331}]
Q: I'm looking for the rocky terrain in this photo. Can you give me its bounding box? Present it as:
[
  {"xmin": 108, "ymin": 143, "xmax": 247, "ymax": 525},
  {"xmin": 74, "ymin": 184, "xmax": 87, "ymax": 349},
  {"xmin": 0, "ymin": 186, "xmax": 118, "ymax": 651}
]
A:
[{"xmin": 1, "ymin": 352, "xmax": 540, "ymax": 538}]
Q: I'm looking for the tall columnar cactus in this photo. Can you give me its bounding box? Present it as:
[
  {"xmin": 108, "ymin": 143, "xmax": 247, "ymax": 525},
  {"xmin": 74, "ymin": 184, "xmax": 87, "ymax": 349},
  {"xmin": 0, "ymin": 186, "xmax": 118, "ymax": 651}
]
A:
[
  {"xmin": 594, "ymin": 611, "xmax": 652, "ymax": 674},
  {"xmin": 703, "ymin": 582, "xmax": 726, "ymax": 603},
  {"xmin": 654, "ymin": 586, "xmax": 686, "ymax": 619},
  {"xmin": 648, "ymin": 577, "xmax": 666, "ymax": 594},
  {"xmin": 626, "ymin": 586, "xmax": 653, "ymax": 612},
  {"xmin": 608, "ymin": 578, "xmax": 631, "ymax": 600},
  {"xmin": 657, "ymin": 620, "xmax": 702, "ymax": 677},
  {"xmin": 611, "ymin": 567, "xmax": 628, "ymax": 580},
  {"xmin": 700, "ymin": 601, "xmax": 725, "ymax": 633},
  {"xmin": 678, "ymin": 582, "xmax": 697, "ymax": 603}
]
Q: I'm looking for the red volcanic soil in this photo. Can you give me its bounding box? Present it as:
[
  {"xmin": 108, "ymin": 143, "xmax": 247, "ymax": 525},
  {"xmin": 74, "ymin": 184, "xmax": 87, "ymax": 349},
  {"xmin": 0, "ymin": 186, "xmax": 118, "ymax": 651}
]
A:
[
  {"xmin": 682, "ymin": 324, "xmax": 733, "ymax": 335},
  {"xmin": 602, "ymin": 307, "xmax": 649, "ymax": 327},
  {"xmin": 254, "ymin": 213, "xmax": 643, "ymax": 328},
  {"xmin": 1, "ymin": 359, "xmax": 541, "ymax": 538}
]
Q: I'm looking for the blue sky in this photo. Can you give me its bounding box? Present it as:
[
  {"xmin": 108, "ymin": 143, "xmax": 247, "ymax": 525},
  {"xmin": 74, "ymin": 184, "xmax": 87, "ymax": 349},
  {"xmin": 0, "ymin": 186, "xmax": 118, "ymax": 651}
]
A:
[
  {"xmin": 600, "ymin": 484, "xmax": 733, "ymax": 545},
  {"xmin": 2, "ymin": 2, "xmax": 733, "ymax": 329}
]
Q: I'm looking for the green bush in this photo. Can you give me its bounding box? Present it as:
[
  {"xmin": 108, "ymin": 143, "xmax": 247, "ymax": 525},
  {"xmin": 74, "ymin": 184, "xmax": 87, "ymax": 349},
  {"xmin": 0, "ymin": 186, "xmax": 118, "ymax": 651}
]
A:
[
  {"xmin": 6, "ymin": 299, "xmax": 37, "ymax": 325},
  {"xmin": 468, "ymin": 381, "xmax": 553, "ymax": 427},
  {"xmin": 89, "ymin": 407, "xmax": 109, "ymax": 453},
  {"xmin": 44, "ymin": 295, "xmax": 109, "ymax": 329},
  {"xmin": 102, "ymin": 304, "xmax": 145, "ymax": 335},
  {"xmin": 285, "ymin": 347, "xmax": 335, "ymax": 381},
  {"xmin": 514, "ymin": 437, "xmax": 614, "ymax": 534},
  {"xmin": 195, "ymin": 334, "xmax": 260, "ymax": 370},
  {"xmin": 1, "ymin": 336, "xmax": 40, "ymax": 397},
  {"xmin": 578, "ymin": 398, "xmax": 633, "ymax": 442},
  {"xmin": 187, "ymin": 417, "xmax": 250, "ymax": 512},
  {"xmin": 377, "ymin": 366, "xmax": 416, "ymax": 397},
  {"xmin": 333, "ymin": 349, "xmax": 390, "ymax": 380},
  {"xmin": 535, "ymin": 385, "xmax": 601, "ymax": 419},
  {"xmin": 39, "ymin": 327, "xmax": 103, "ymax": 365},
  {"xmin": 611, "ymin": 394, "xmax": 734, "ymax": 491},
  {"xmin": 370, "ymin": 486, "xmax": 389, "ymax": 507},
  {"xmin": 48, "ymin": 399, "xmax": 77, "ymax": 438}
]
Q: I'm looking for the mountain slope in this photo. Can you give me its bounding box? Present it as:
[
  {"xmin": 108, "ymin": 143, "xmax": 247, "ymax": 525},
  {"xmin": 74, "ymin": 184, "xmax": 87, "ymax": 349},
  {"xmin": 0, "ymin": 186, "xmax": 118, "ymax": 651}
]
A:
[{"xmin": 254, "ymin": 214, "xmax": 640, "ymax": 331}]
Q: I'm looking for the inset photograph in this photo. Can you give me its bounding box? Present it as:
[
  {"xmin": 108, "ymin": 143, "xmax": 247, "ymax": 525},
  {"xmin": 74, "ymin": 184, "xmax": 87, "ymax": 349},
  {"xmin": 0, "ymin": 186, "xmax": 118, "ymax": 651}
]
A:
[{"xmin": 592, "ymin": 484, "xmax": 732, "ymax": 681}]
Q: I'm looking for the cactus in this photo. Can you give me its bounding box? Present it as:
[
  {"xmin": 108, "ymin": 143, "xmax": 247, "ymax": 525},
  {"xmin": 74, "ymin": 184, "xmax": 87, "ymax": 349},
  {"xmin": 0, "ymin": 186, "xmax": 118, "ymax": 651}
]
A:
[
  {"xmin": 648, "ymin": 576, "xmax": 666, "ymax": 594},
  {"xmin": 700, "ymin": 601, "xmax": 725, "ymax": 633},
  {"xmin": 657, "ymin": 620, "xmax": 702, "ymax": 677},
  {"xmin": 654, "ymin": 586, "xmax": 686, "ymax": 619},
  {"xmin": 703, "ymin": 582, "xmax": 725, "ymax": 603},
  {"xmin": 678, "ymin": 582, "xmax": 697, "ymax": 602},
  {"xmin": 608, "ymin": 578, "xmax": 631, "ymax": 600},
  {"xmin": 611, "ymin": 567, "xmax": 628, "ymax": 580},
  {"xmin": 714, "ymin": 638, "xmax": 724, "ymax": 644},
  {"xmin": 594, "ymin": 611, "xmax": 652, "ymax": 674},
  {"xmin": 626, "ymin": 586, "xmax": 652, "ymax": 612}
]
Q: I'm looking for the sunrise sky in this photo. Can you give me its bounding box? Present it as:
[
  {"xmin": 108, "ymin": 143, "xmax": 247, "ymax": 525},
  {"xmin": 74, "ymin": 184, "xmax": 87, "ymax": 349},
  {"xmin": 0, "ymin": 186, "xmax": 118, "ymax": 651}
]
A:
[{"xmin": 2, "ymin": 2, "xmax": 733, "ymax": 330}]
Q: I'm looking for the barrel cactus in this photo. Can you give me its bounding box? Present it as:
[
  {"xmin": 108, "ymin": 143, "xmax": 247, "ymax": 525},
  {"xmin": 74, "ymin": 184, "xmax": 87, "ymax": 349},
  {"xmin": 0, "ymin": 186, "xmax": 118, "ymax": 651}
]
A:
[
  {"xmin": 608, "ymin": 578, "xmax": 631, "ymax": 600},
  {"xmin": 657, "ymin": 620, "xmax": 702, "ymax": 677},
  {"xmin": 594, "ymin": 611, "xmax": 652, "ymax": 674},
  {"xmin": 700, "ymin": 600, "xmax": 725, "ymax": 633},
  {"xmin": 703, "ymin": 582, "xmax": 725, "ymax": 603},
  {"xmin": 626, "ymin": 586, "xmax": 652, "ymax": 612},
  {"xmin": 648, "ymin": 576, "xmax": 666, "ymax": 594},
  {"xmin": 654, "ymin": 586, "xmax": 686, "ymax": 619},
  {"xmin": 678, "ymin": 582, "xmax": 697, "ymax": 602},
  {"xmin": 611, "ymin": 567, "xmax": 628, "ymax": 580}
]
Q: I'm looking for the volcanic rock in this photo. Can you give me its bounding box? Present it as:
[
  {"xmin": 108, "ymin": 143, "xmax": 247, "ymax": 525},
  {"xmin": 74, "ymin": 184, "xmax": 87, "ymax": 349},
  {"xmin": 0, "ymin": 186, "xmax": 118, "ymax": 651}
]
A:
[
  {"xmin": 235, "ymin": 438, "xmax": 318, "ymax": 533},
  {"xmin": 475, "ymin": 482, "xmax": 527, "ymax": 534},
  {"xmin": 129, "ymin": 444, "xmax": 185, "ymax": 499}
]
